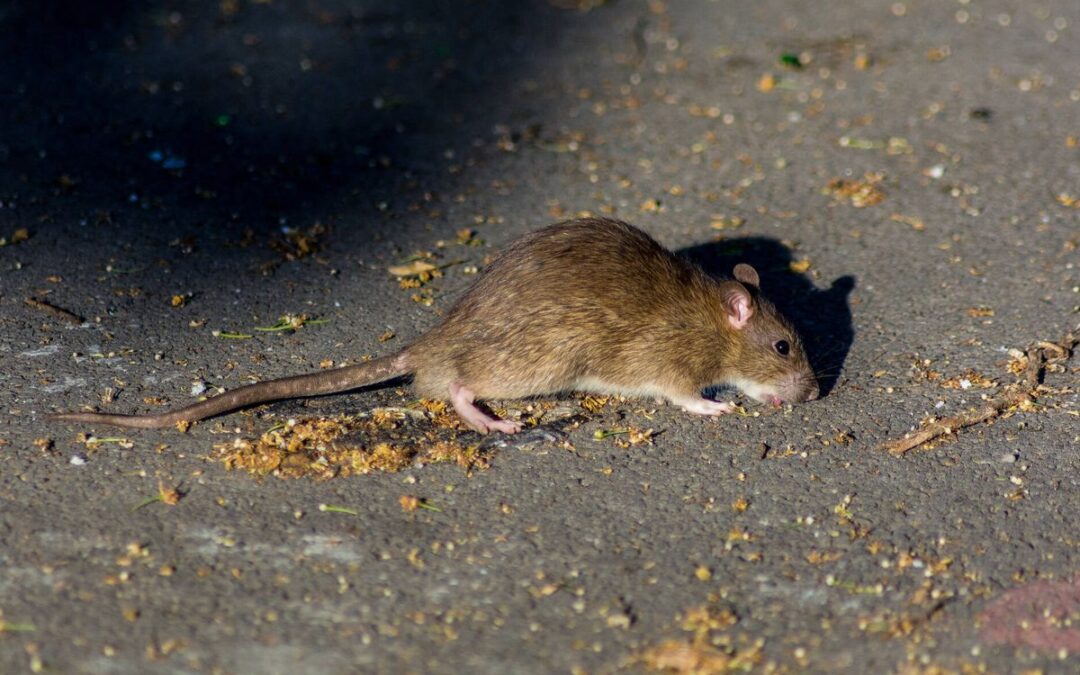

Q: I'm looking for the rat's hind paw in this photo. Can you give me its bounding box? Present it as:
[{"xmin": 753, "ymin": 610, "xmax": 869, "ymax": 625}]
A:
[
  {"xmin": 485, "ymin": 419, "xmax": 523, "ymax": 434},
  {"xmin": 449, "ymin": 382, "xmax": 522, "ymax": 434}
]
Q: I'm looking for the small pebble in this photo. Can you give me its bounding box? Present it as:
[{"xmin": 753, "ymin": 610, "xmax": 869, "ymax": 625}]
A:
[{"xmin": 70, "ymin": 453, "xmax": 88, "ymax": 466}]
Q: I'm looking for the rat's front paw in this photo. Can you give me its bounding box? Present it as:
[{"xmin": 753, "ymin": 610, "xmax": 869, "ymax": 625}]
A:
[{"xmin": 678, "ymin": 398, "xmax": 735, "ymax": 416}]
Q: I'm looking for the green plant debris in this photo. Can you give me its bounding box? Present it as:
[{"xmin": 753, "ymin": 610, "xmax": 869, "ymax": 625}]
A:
[
  {"xmin": 594, "ymin": 428, "xmax": 630, "ymax": 440},
  {"xmin": 826, "ymin": 576, "xmax": 885, "ymax": 595},
  {"xmin": 81, "ymin": 436, "xmax": 133, "ymax": 450},
  {"xmin": 132, "ymin": 495, "xmax": 164, "ymax": 511},
  {"xmin": 318, "ymin": 504, "xmax": 359, "ymax": 515}
]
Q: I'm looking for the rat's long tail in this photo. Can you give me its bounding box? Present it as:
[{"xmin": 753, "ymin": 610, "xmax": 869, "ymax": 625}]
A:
[{"xmin": 48, "ymin": 352, "xmax": 411, "ymax": 429}]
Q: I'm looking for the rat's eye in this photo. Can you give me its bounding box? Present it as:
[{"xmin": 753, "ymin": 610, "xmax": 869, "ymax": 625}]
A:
[{"xmin": 774, "ymin": 340, "xmax": 790, "ymax": 356}]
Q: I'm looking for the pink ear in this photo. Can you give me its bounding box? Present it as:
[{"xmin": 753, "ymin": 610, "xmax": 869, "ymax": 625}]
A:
[
  {"xmin": 733, "ymin": 263, "xmax": 760, "ymax": 288},
  {"xmin": 723, "ymin": 285, "xmax": 754, "ymax": 329}
]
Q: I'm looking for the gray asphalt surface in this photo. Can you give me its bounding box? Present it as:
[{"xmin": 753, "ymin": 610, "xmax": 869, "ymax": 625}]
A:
[{"xmin": 2, "ymin": 1, "xmax": 1079, "ymax": 673}]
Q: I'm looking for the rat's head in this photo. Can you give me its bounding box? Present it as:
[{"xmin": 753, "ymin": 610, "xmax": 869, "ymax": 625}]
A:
[{"xmin": 718, "ymin": 264, "xmax": 819, "ymax": 406}]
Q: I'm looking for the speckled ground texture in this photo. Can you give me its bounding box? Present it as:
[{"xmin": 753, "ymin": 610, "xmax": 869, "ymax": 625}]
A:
[{"xmin": 1, "ymin": 1, "xmax": 1079, "ymax": 673}]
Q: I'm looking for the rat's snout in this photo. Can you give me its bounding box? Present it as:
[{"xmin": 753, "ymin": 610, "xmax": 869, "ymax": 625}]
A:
[{"xmin": 778, "ymin": 374, "xmax": 819, "ymax": 404}]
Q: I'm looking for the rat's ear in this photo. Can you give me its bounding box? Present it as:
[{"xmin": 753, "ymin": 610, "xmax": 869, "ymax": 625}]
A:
[
  {"xmin": 733, "ymin": 263, "xmax": 760, "ymax": 288},
  {"xmin": 721, "ymin": 283, "xmax": 754, "ymax": 330}
]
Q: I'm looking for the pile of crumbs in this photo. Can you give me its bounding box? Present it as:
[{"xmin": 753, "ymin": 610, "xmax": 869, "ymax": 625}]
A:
[
  {"xmin": 213, "ymin": 407, "xmax": 493, "ymax": 479},
  {"xmin": 639, "ymin": 604, "xmax": 763, "ymax": 674}
]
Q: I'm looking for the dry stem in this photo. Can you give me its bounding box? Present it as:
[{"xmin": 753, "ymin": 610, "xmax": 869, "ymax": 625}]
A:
[{"xmin": 881, "ymin": 327, "xmax": 1078, "ymax": 456}]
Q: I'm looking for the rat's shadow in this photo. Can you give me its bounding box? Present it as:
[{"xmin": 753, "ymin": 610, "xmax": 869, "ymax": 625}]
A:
[{"xmin": 678, "ymin": 238, "xmax": 855, "ymax": 397}]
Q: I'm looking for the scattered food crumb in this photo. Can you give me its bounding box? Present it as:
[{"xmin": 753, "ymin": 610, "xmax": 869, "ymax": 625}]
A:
[{"xmin": 824, "ymin": 173, "xmax": 885, "ymax": 207}]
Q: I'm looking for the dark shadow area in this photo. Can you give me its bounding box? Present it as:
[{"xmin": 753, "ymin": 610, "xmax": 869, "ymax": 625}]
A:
[
  {"xmin": 4, "ymin": 1, "xmax": 855, "ymax": 398},
  {"xmin": 0, "ymin": 0, "xmax": 582, "ymax": 249},
  {"xmin": 679, "ymin": 238, "xmax": 856, "ymax": 397}
]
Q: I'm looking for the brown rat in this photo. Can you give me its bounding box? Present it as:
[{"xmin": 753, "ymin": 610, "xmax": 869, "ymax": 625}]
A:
[{"xmin": 49, "ymin": 217, "xmax": 819, "ymax": 433}]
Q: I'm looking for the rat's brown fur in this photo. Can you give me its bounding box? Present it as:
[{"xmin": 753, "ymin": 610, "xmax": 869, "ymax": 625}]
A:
[{"xmin": 50, "ymin": 218, "xmax": 818, "ymax": 432}]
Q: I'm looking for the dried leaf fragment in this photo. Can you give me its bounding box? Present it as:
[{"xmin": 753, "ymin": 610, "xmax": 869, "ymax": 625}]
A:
[
  {"xmin": 709, "ymin": 216, "xmax": 744, "ymax": 230},
  {"xmin": 926, "ymin": 46, "xmax": 951, "ymax": 62},
  {"xmin": 1055, "ymin": 193, "xmax": 1080, "ymax": 209},
  {"xmin": 271, "ymin": 222, "xmax": 326, "ymax": 262},
  {"xmin": 157, "ymin": 480, "xmax": 181, "ymax": 505},
  {"xmin": 579, "ymin": 395, "xmax": 610, "ymax": 413},
  {"xmin": 455, "ymin": 228, "xmax": 482, "ymax": 246},
  {"xmin": 388, "ymin": 260, "xmax": 437, "ymax": 277},
  {"xmin": 0, "ymin": 228, "xmax": 30, "ymax": 247},
  {"xmin": 890, "ymin": 213, "xmax": 925, "ymax": 231},
  {"xmin": 640, "ymin": 198, "xmax": 661, "ymax": 213}
]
